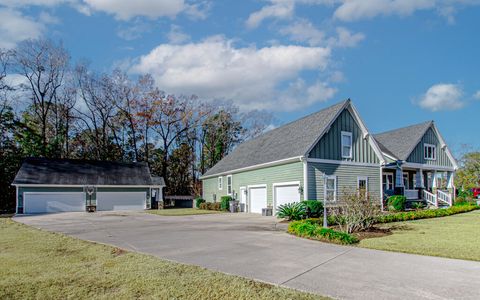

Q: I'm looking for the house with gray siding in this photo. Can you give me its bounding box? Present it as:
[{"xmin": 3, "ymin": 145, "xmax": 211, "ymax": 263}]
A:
[
  {"xmin": 13, "ymin": 158, "xmax": 165, "ymax": 214},
  {"xmin": 200, "ymin": 99, "xmax": 457, "ymax": 213}
]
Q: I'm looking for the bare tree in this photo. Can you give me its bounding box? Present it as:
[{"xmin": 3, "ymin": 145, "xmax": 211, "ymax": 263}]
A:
[{"xmin": 14, "ymin": 39, "xmax": 69, "ymax": 156}]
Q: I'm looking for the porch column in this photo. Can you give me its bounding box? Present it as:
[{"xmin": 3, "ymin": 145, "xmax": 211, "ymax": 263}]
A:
[
  {"xmin": 447, "ymin": 171, "xmax": 455, "ymax": 199},
  {"xmin": 415, "ymin": 169, "xmax": 424, "ymax": 188},
  {"xmin": 395, "ymin": 164, "xmax": 403, "ymax": 195},
  {"xmin": 432, "ymin": 170, "xmax": 438, "ymax": 195}
]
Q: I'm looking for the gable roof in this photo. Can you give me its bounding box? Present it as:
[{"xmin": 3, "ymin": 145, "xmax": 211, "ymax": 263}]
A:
[
  {"xmin": 12, "ymin": 157, "xmax": 165, "ymax": 186},
  {"xmin": 373, "ymin": 121, "xmax": 433, "ymax": 161},
  {"xmin": 202, "ymin": 99, "xmax": 351, "ymax": 177}
]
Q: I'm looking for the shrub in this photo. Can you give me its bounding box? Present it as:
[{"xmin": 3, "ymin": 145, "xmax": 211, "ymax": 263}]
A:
[
  {"xmin": 458, "ymin": 188, "xmax": 474, "ymax": 200},
  {"xmin": 199, "ymin": 202, "xmax": 208, "ymax": 210},
  {"xmin": 332, "ymin": 190, "xmax": 381, "ymax": 233},
  {"xmin": 195, "ymin": 198, "xmax": 205, "ymax": 208},
  {"xmin": 387, "ymin": 195, "xmax": 406, "ymax": 211},
  {"xmin": 288, "ymin": 219, "xmax": 359, "ymax": 244},
  {"xmin": 410, "ymin": 202, "xmax": 425, "ymax": 210},
  {"xmin": 220, "ymin": 196, "xmax": 232, "ymax": 211},
  {"xmin": 376, "ymin": 204, "xmax": 479, "ymax": 223},
  {"xmin": 276, "ymin": 202, "xmax": 305, "ymax": 220},
  {"xmin": 211, "ymin": 202, "xmax": 221, "ymax": 211},
  {"xmin": 302, "ymin": 200, "xmax": 323, "ymax": 218}
]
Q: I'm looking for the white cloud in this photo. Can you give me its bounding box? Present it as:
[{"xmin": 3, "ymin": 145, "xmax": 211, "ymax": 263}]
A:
[
  {"xmin": 246, "ymin": 0, "xmax": 295, "ymax": 29},
  {"xmin": 330, "ymin": 27, "xmax": 364, "ymax": 47},
  {"xmin": 131, "ymin": 36, "xmax": 333, "ymax": 111},
  {"xmin": 474, "ymin": 90, "xmax": 480, "ymax": 100},
  {"xmin": 0, "ymin": 8, "xmax": 45, "ymax": 49},
  {"xmin": 167, "ymin": 25, "xmax": 190, "ymax": 44},
  {"xmin": 418, "ymin": 83, "xmax": 464, "ymax": 111},
  {"xmin": 81, "ymin": 0, "xmax": 186, "ymax": 20},
  {"xmin": 117, "ymin": 22, "xmax": 149, "ymax": 40}
]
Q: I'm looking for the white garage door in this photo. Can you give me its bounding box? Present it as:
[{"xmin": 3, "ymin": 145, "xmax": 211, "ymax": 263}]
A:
[
  {"xmin": 24, "ymin": 192, "xmax": 85, "ymax": 214},
  {"xmin": 96, "ymin": 192, "xmax": 146, "ymax": 211},
  {"xmin": 249, "ymin": 186, "xmax": 267, "ymax": 214},
  {"xmin": 274, "ymin": 184, "xmax": 300, "ymax": 212}
]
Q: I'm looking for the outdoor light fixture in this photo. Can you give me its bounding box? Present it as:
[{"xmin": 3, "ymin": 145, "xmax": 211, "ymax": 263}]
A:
[{"xmin": 298, "ymin": 185, "xmax": 304, "ymax": 195}]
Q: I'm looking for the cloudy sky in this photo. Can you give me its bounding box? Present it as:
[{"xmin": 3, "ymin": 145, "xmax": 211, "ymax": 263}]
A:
[{"xmin": 1, "ymin": 0, "xmax": 479, "ymax": 151}]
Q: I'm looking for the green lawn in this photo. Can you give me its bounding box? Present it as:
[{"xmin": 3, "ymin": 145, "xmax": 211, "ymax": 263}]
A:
[
  {"xmin": 359, "ymin": 210, "xmax": 480, "ymax": 261},
  {"xmin": 0, "ymin": 219, "xmax": 325, "ymax": 300},
  {"xmin": 147, "ymin": 208, "xmax": 224, "ymax": 216}
]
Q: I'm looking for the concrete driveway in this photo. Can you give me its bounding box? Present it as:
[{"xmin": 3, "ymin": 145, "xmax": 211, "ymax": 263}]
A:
[{"xmin": 15, "ymin": 211, "xmax": 480, "ymax": 300}]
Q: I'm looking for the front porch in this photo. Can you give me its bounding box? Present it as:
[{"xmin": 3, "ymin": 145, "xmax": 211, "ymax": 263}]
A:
[{"xmin": 382, "ymin": 165, "xmax": 455, "ymax": 208}]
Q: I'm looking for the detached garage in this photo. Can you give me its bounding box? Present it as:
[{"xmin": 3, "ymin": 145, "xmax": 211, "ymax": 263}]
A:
[{"xmin": 13, "ymin": 158, "xmax": 165, "ymax": 214}]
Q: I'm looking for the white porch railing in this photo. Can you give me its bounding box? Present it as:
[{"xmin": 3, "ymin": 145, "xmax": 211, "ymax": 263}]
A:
[
  {"xmin": 437, "ymin": 190, "xmax": 452, "ymax": 207},
  {"xmin": 423, "ymin": 190, "xmax": 437, "ymax": 207},
  {"xmin": 404, "ymin": 189, "xmax": 419, "ymax": 200}
]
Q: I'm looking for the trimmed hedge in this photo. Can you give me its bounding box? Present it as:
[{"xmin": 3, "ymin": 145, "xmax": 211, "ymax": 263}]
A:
[
  {"xmin": 220, "ymin": 196, "xmax": 232, "ymax": 211},
  {"xmin": 376, "ymin": 204, "xmax": 480, "ymax": 223},
  {"xmin": 195, "ymin": 198, "xmax": 205, "ymax": 208},
  {"xmin": 288, "ymin": 219, "xmax": 359, "ymax": 245}
]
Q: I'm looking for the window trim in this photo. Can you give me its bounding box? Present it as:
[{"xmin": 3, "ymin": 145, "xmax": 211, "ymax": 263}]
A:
[
  {"xmin": 226, "ymin": 175, "xmax": 233, "ymax": 195},
  {"xmin": 324, "ymin": 175, "xmax": 337, "ymax": 202},
  {"xmin": 424, "ymin": 143, "xmax": 437, "ymax": 161},
  {"xmin": 383, "ymin": 173, "xmax": 394, "ymax": 191},
  {"xmin": 218, "ymin": 176, "xmax": 223, "ymax": 190},
  {"xmin": 357, "ymin": 176, "xmax": 368, "ymax": 196},
  {"xmin": 341, "ymin": 131, "xmax": 353, "ymax": 159}
]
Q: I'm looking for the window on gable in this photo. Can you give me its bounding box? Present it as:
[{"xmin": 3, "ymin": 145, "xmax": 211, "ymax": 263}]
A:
[
  {"xmin": 324, "ymin": 176, "xmax": 337, "ymax": 202},
  {"xmin": 218, "ymin": 177, "xmax": 223, "ymax": 190},
  {"xmin": 227, "ymin": 175, "xmax": 232, "ymax": 195},
  {"xmin": 424, "ymin": 143, "xmax": 436, "ymax": 160},
  {"xmin": 341, "ymin": 131, "xmax": 352, "ymax": 158}
]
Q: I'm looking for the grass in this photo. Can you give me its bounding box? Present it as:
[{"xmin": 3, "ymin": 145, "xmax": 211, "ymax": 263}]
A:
[
  {"xmin": 0, "ymin": 218, "xmax": 326, "ymax": 300},
  {"xmin": 147, "ymin": 208, "xmax": 224, "ymax": 216},
  {"xmin": 359, "ymin": 210, "xmax": 480, "ymax": 261}
]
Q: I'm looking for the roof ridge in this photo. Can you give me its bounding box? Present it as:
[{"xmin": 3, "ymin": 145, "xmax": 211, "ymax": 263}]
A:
[{"xmin": 374, "ymin": 120, "xmax": 433, "ymax": 136}]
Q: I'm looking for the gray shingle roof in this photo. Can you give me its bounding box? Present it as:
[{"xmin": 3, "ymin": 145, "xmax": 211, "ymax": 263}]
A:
[
  {"xmin": 373, "ymin": 121, "xmax": 433, "ymax": 161},
  {"xmin": 202, "ymin": 99, "xmax": 349, "ymax": 177},
  {"xmin": 13, "ymin": 157, "xmax": 165, "ymax": 186}
]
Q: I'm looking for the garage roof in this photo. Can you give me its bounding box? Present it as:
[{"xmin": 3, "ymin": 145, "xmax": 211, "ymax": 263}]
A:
[{"xmin": 13, "ymin": 158, "xmax": 165, "ymax": 186}]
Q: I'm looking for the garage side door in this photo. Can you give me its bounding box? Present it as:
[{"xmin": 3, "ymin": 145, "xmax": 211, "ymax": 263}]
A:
[
  {"xmin": 249, "ymin": 186, "xmax": 267, "ymax": 214},
  {"xmin": 96, "ymin": 192, "xmax": 146, "ymax": 211},
  {"xmin": 274, "ymin": 184, "xmax": 300, "ymax": 212},
  {"xmin": 24, "ymin": 192, "xmax": 85, "ymax": 214}
]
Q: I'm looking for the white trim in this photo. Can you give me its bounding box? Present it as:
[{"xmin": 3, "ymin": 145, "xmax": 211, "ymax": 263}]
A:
[
  {"xmin": 15, "ymin": 185, "xmax": 19, "ymax": 214},
  {"xmin": 272, "ymin": 181, "xmax": 301, "ymax": 215},
  {"xmin": 379, "ymin": 168, "xmax": 384, "ymax": 211},
  {"xmin": 247, "ymin": 184, "xmax": 268, "ymax": 188},
  {"xmin": 239, "ymin": 186, "xmax": 247, "ymax": 213},
  {"xmin": 23, "ymin": 192, "xmax": 87, "ymax": 214},
  {"xmin": 307, "ymin": 158, "xmax": 380, "ymax": 167},
  {"xmin": 402, "ymin": 162, "xmax": 455, "ymax": 172},
  {"xmin": 381, "ymin": 152, "xmax": 398, "ymax": 162},
  {"xmin": 302, "ymin": 158, "xmax": 309, "ymax": 200},
  {"xmin": 382, "ymin": 172, "xmax": 394, "ymax": 191},
  {"xmin": 226, "ymin": 175, "xmax": 233, "ymax": 195},
  {"xmin": 341, "ymin": 131, "xmax": 353, "ymax": 159},
  {"xmin": 200, "ymin": 156, "xmax": 303, "ymax": 179},
  {"xmin": 324, "ymin": 175, "xmax": 337, "ymax": 202},
  {"xmin": 430, "ymin": 123, "xmax": 459, "ymax": 170},
  {"xmin": 217, "ymin": 176, "xmax": 223, "ymax": 190},
  {"xmin": 357, "ymin": 176, "xmax": 368, "ymax": 196},
  {"xmin": 424, "ymin": 143, "xmax": 437, "ymax": 161}
]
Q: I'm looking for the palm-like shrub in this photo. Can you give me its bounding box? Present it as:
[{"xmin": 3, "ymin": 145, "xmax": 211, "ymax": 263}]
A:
[
  {"xmin": 302, "ymin": 200, "xmax": 323, "ymax": 218},
  {"xmin": 276, "ymin": 202, "xmax": 306, "ymax": 220}
]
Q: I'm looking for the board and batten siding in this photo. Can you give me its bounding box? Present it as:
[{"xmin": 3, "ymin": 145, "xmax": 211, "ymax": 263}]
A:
[
  {"xmin": 309, "ymin": 109, "xmax": 380, "ymax": 164},
  {"xmin": 308, "ymin": 162, "xmax": 381, "ymax": 202},
  {"xmin": 202, "ymin": 161, "xmax": 304, "ymax": 206},
  {"xmin": 407, "ymin": 127, "xmax": 453, "ymax": 167}
]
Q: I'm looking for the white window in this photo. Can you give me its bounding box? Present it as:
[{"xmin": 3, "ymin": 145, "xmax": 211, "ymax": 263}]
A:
[
  {"xmin": 403, "ymin": 172, "xmax": 409, "ymax": 189},
  {"xmin": 218, "ymin": 177, "xmax": 223, "ymax": 190},
  {"xmin": 227, "ymin": 175, "xmax": 232, "ymax": 195},
  {"xmin": 424, "ymin": 143, "xmax": 436, "ymax": 160},
  {"xmin": 382, "ymin": 174, "xmax": 393, "ymax": 191},
  {"xmin": 357, "ymin": 176, "xmax": 368, "ymax": 197},
  {"xmin": 341, "ymin": 131, "xmax": 352, "ymax": 159},
  {"xmin": 324, "ymin": 175, "xmax": 337, "ymax": 202}
]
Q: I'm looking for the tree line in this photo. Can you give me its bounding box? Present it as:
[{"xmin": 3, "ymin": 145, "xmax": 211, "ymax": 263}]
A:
[{"xmin": 0, "ymin": 39, "xmax": 269, "ymax": 213}]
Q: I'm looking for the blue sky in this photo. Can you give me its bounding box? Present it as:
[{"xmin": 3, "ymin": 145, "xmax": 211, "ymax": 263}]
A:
[{"xmin": 1, "ymin": 0, "xmax": 479, "ymax": 154}]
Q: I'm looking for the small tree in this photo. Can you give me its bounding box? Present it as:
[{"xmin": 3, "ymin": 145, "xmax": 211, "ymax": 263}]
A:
[{"xmin": 333, "ymin": 189, "xmax": 381, "ymax": 234}]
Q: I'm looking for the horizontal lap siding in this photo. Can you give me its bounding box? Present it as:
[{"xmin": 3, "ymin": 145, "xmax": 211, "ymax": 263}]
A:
[
  {"xmin": 309, "ymin": 109, "xmax": 380, "ymax": 164},
  {"xmin": 202, "ymin": 161, "xmax": 304, "ymax": 206},
  {"xmin": 308, "ymin": 162, "xmax": 381, "ymax": 202},
  {"xmin": 407, "ymin": 128, "xmax": 452, "ymax": 167}
]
